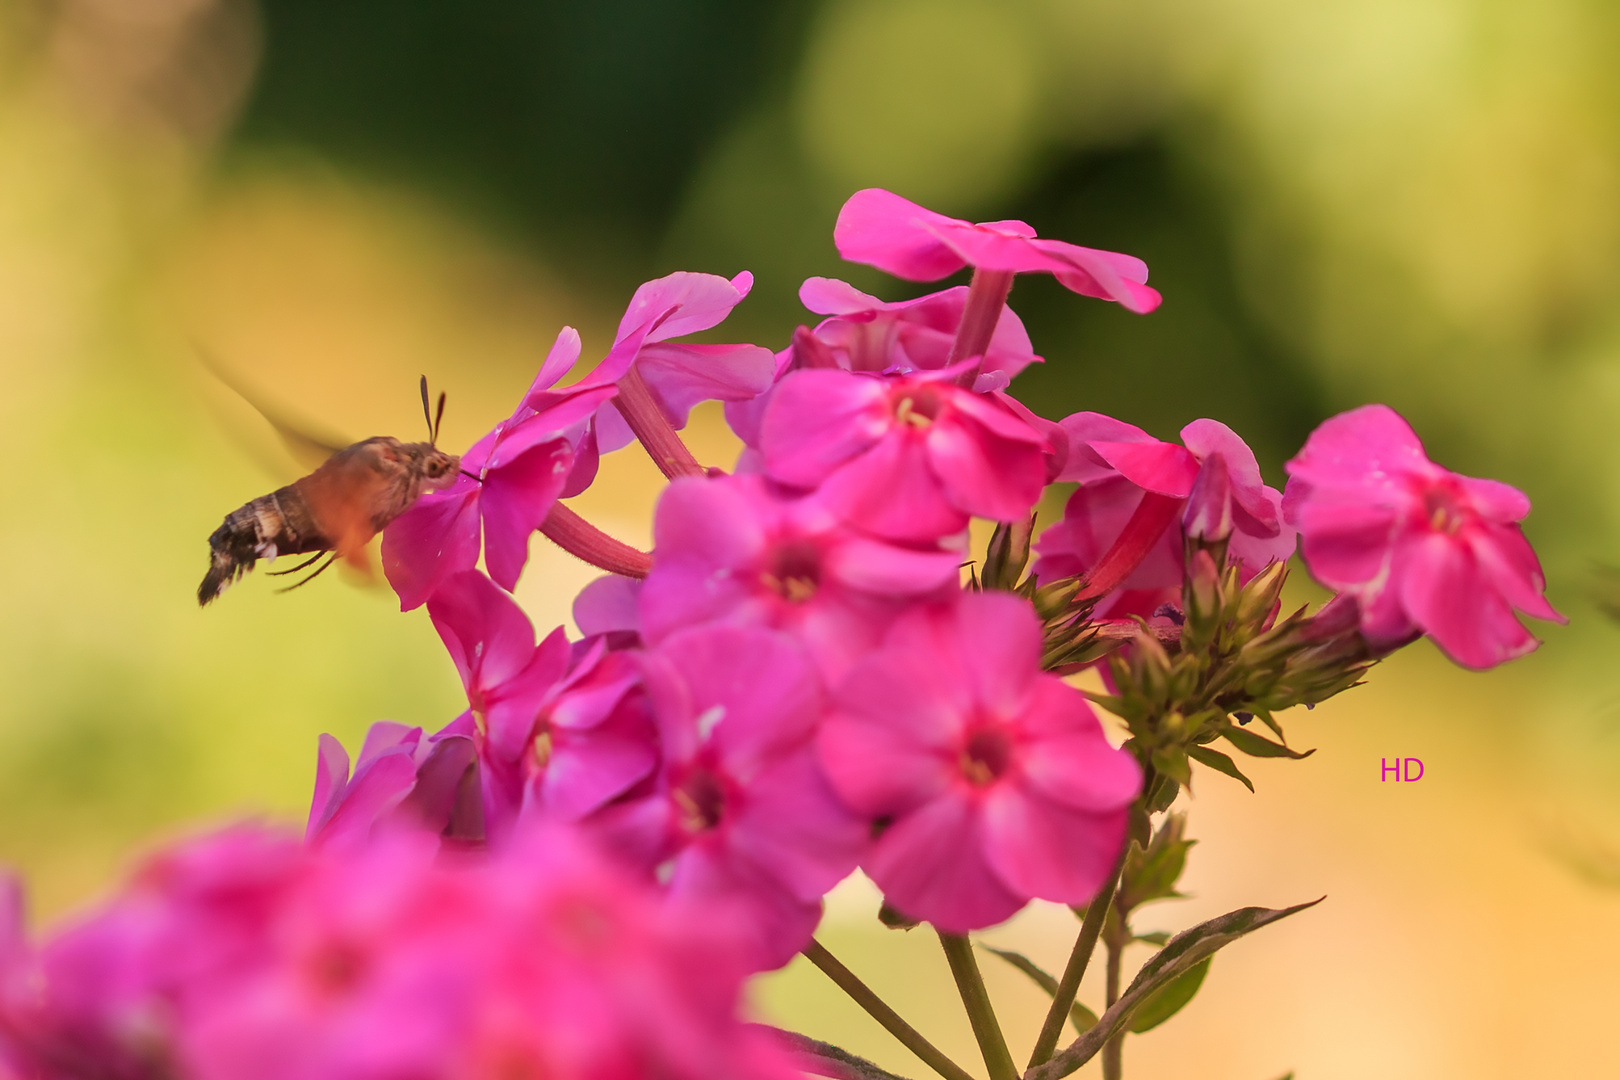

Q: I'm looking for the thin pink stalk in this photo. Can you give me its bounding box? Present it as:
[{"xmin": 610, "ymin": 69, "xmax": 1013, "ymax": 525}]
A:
[
  {"xmin": 1075, "ymin": 492, "xmax": 1184, "ymax": 603},
  {"xmin": 947, "ymin": 268, "xmax": 1015, "ymax": 386},
  {"xmin": 614, "ymin": 366, "xmax": 706, "ymax": 479},
  {"xmin": 540, "ymin": 503, "xmax": 652, "ymax": 578}
]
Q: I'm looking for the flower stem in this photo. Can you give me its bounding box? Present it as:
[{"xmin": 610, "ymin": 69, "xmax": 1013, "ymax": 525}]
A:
[
  {"xmin": 767, "ymin": 1029, "xmax": 918, "ymax": 1080},
  {"xmin": 614, "ymin": 365, "xmax": 706, "ymax": 479},
  {"xmin": 1101, "ymin": 934, "xmax": 1125, "ymax": 1080},
  {"xmin": 935, "ymin": 931, "xmax": 1018, "ymax": 1080},
  {"xmin": 539, "ymin": 503, "xmax": 652, "ymax": 578},
  {"xmin": 1026, "ymin": 859, "xmax": 1126, "ymax": 1068},
  {"xmin": 802, "ymin": 939, "xmax": 979, "ymax": 1080},
  {"xmin": 948, "ymin": 268, "xmax": 1015, "ymax": 387}
]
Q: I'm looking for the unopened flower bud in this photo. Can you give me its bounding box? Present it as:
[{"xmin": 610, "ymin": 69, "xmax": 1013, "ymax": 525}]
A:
[{"xmin": 1184, "ymin": 451, "xmax": 1234, "ymax": 545}]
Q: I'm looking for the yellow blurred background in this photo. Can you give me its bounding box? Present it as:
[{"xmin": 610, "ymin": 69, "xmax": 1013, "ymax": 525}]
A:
[{"xmin": 2, "ymin": 0, "xmax": 1619, "ymax": 1076}]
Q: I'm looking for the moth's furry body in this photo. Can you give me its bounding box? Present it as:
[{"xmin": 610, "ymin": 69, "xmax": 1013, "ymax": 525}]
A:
[{"xmin": 198, "ymin": 436, "xmax": 460, "ymax": 605}]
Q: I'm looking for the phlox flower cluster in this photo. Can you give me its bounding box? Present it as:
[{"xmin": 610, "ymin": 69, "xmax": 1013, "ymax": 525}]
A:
[{"xmin": 0, "ymin": 189, "xmax": 1563, "ymax": 1077}]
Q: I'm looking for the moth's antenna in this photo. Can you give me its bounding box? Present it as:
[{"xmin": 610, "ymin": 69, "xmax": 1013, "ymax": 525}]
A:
[
  {"xmin": 433, "ymin": 391, "xmax": 447, "ymax": 447},
  {"xmin": 419, "ymin": 375, "xmax": 434, "ymax": 442}
]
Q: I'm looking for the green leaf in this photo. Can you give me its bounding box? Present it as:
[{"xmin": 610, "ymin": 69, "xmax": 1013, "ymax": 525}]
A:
[
  {"xmin": 1133, "ymin": 931, "xmax": 1171, "ymax": 946},
  {"xmin": 1188, "ymin": 745, "xmax": 1254, "ymax": 792},
  {"xmin": 1028, "ymin": 898, "xmax": 1325, "ymax": 1080},
  {"xmin": 979, "ymin": 946, "xmax": 1098, "ymax": 1035},
  {"xmin": 1222, "ymin": 726, "xmax": 1315, "ymax": 760},
  {"xmin": 1127, "ymin": 956, "xmax": 1210, "ymax": 1032}
]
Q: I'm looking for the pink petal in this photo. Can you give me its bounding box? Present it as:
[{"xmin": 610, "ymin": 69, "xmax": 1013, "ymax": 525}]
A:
[
  {"xmin": 522, "ymin": 325, "xmax": 583, "ymax": 400},
  {"xmin": 1398, "ymin": 532, "xmax": 1539, "ymax": 670},
  {"xmin": 833, "ymin": 189, "xmax": 978, "ymax": 281},
  {"xmin": 864, "ymin": 795, "xmax": 1025, "ymax": 933},
  {"xmin": 800, "ymin": 276, "xmax": 888, "ymax": 315},
  {"xmin": 1293, "ymin": 495, "xmax": 1400, "ymax": 589},
  {"xmin": 981, "ymin": 784, "xmax": 1126, "ymax": 906},
  {"xmin": 636, "ymin": 342, "xmax": 778, "ymax": 428},
  {"xmin": 927, "ymin": 413, "xmax": 1048, "ymax": 522},
  {"xmin": 1055, "ymin": 412, "xmax": 1157, "ymax": 484},
  {"xmin": 427, "ymin": 569, "xmax": 538, "ymax": 694},
  {"xmin": 1088, "ymin": 439, "xmax": 1200, "ymax": 497},
  {"xmin": 1467, "ymin": 524, "xmax": 1565, "ymax": 623},
  {"xmin": 1181, "ymin": 418, "xmax": 1277, "ymax": 532},
  {"xmin": 821, "ymin": 535, "xmax": 961, "ymax": 598},
  {"xmin": 537, "ymin": 716, "xmax": 659, "ymax": 821},
  {"xmin": 948, "ymin": 592, "xmax": 1041, "ymax": 717},
  {"xmin": 760, "ymin": 370, "xmax": 891, "ymax": 487},
  {"xmin": 1286, "ymin": 404, "xmax": 1431, "ymax": 487},
  {"xmin": 312, "ymin": 753, "xmax": 419, "ymax": 851},
  {"xmin": 481, "ymin": 440, "xmax": 574, "ymax": 591},
  {"xmin": 306, "ymin": 733, "xmax": 351, "ymax": 840},
  {"xmin": 1015, "ymin": 681, "xmax": 1142, "ymax": 811},
  {"xmin": 728, "ymin": 750, "xmax": 868, "ymax": 903},
  {"xmin": 1460, "ymin": 475, "xmax": 1532, "ymax": 523},
  {"xmin": 665, "ymin": 843, "xmax": 822, "ymax": 972},
  {"xmin": 355, "ymin": 720, "xmax": 422, "ymax": 771},
  {"xmin": 573, "ymin": 574, "xmax": 644, "ymax": 636},
  {"xmin": 615, "ymin": 271, "xmax": 753, "ymax": 345},
  {"xmin": 382, "ymin": 479, "xmax": 483, "ymax": 611},
  {"xmin": 813, "ymin": 431, "xmax": 968, "ymax": 541}
]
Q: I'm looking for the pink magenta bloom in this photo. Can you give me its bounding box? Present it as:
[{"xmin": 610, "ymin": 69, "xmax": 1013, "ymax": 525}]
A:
[
  {"xmin": 577, "ymin": 271, "xmax": 777, "ymax": 452},
  {"xmin": 639, "ymin": 475, "xmax": 963, "ymax": 681},
  {"xmin": 306, "ymin": 722, "xmax": 481, "ymax": 850},
  {"xmin": 819, "ymin": 592, "xmax": 1141, "ymax": 932},
  {"xmin": 0, "ymin": 823, "xmax": 797, "ymax": 1080},
  {"xmin": 760, "ymin": 368, "xmax": 1049, "ymax": 541},
  {"xmin": 1033, "ymin": 414, "xmax": 1294, "ymax": 615},
  {"xmin": 383, "ymin": 327, "xmax": 616, "ymax": 609},
  {"xmin": 833, "ymin": 188, "xmax": 1162, "ymax": 314},
  {"xmin": 428, "ymin": 570, "xmax": 658, "ymax": 842},
  {"xmin": 726, "ymin": 277, "xmax": 1040, "ymax": 451},
  {"xmin": 1283, "ymin": 404, "xmax": 1563, "ymax": 669},
  {"xmin": 594, "ymin": 624, "xmax": 866, "ymax": 970}
]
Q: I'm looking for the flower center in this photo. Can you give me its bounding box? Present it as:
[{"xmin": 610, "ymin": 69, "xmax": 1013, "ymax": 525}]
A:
[
  {"xmin": 530, "ymin": 726, "xmax": 554, "ymax": 770},
  {"xmin": 958, "ymin": 728, "xmax": 1013, "ymax": 788},
  {"xmin": 759, "ymin": 540, "xmax": 822, "ymax": 603},
  {"xmin": 673, "ymin": 768, "xmax": 728, "ymax": 835},
  {"xmin": 893, "ymin": 385, "xmax": 943, "ymax": 429},
  {"xmin": 1422, "ymin": 486, "xmax": 1468, "ymax": 535}
]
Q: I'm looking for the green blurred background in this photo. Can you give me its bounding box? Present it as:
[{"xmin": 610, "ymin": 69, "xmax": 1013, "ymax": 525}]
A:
[{"xmin": 3, "ymin": 0, "xmax": 1619, "ymax": 1075}]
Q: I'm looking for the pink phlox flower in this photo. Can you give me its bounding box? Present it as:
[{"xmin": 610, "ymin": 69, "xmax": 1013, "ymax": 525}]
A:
[
  {"xmin": 4, "ymin": 824, "xmax": 799, "ymax": 1080},
  {"xmin": 0, "ymin": 826, "xmax": 305, "ymax": 1079},
  {"xmin": 759, "ymin": 366, "xmax": 1050, "ymax": 542},
  {"xmin": 1034, "ymin": 413, "xmax": 1292, "ymax": 616},
  {"xmin": 833, "ymin": 188, "xmax": 1162, "ymax": 314},
  {"xmin": 427, "ymin": 570, "xmax": 658, "ymax": 843},
  {"xmin": 593, "ymin": 624, "xmax": 866, "ymax": 971},
  {"xmin": 575, "ymin": 271, "xmax": 776, "ymax": 452},
  {"xmin": 1283, "ymin": 404, "xmax": 1563, "ymax": 669},
  {"xmin": 639, "ymin": 474, "xmax": 962, "ymax": 682},
  {"xmin": 382, "ymin": 326, "xmax": 618, "ymax": 609},
  {"xmin": 725, "ymin": 277, "xmax": 1040, "ymax": 453},
  {"xmin": 305, "ymin": 722, "xmax": 481, "ymax": 851},
  {"xmin": 819, "ymin": 592, "xmax": 1141, "ymax": 933}
]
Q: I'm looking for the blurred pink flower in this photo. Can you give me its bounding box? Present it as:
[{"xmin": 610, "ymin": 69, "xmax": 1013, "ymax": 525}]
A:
[
  {"xmin": 760, "ymin": 368, "xmax": 1049, "ymax": 541},
  {"xmin": 833, "ymin": 188, "xmax": 1162, "ymax": 314},
  {"xmin": 578, "ymin": 271, "xmax": 777, "ymax": 452},
  {"xmin": 427, "ymin": 570, "xmax": 658, "ymax": 843},
  {"xmin": 594, "ymin": 625, "xmax": 866, "ymax": 970},
  {"xmin": 383, "ymin": 327, "xmax": 615, "ymax": 609},
  {"xmin": 1284, "ymin": 404, "xmax": 1563, "ymax": 669},
  {"xmin": 819, "ymin": 592, "xmax": 1140, "ymax": 932},
  {"xmin": 639, "ymin": 475, "xmax": 962, "ymax": 681}
]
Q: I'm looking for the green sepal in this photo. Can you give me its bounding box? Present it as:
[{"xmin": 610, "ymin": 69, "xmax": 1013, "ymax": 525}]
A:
[
  {"xmin": 1222, "ymin": 726, "xmax": 1315, "ymax": 760},
  {"xmin": 1127, "ymin": 956, "xmax": 1211, "ymax": 1033},
  {"xmin": 979, "ymin": 946, "xmax": 1099, "ymax": 1035},
  {"xmin": 1187, "ymin": 745, "xmax": 1255, "ymax": 792},
  {"xmin": 1150, "ymin": 747, "xmax": 1192, "ymax": 787}
]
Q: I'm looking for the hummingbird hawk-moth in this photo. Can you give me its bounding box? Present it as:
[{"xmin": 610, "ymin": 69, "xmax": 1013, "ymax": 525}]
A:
[{"xmin": 197, "ymin": 374, "xmax": 462, "ymax": 606}]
